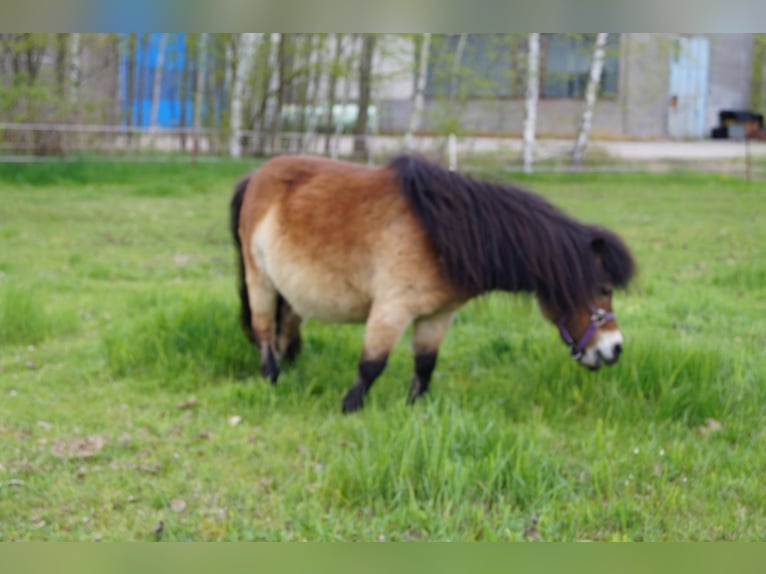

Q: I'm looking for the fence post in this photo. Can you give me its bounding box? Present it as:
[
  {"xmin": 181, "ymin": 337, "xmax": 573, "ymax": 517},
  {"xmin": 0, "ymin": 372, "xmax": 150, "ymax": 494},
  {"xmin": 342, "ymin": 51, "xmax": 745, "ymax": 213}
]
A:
[{"xmin": 448, "ymin": 133, "xmax": 457, "ymax": 171}]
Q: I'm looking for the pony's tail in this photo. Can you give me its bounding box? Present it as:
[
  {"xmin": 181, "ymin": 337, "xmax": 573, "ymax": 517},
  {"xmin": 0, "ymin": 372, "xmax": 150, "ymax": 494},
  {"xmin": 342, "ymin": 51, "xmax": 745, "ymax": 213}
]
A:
[{"xmin": 231, "ymin": 176, "xmax": 256, "ymax": 343}]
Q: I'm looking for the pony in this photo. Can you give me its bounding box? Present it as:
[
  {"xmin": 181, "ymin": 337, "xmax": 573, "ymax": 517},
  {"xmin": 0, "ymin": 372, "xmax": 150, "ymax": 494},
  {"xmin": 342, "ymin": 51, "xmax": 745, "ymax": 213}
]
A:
[{"xmin": 231, "ymin": 154, "xmax": 636, "ymax": 413}]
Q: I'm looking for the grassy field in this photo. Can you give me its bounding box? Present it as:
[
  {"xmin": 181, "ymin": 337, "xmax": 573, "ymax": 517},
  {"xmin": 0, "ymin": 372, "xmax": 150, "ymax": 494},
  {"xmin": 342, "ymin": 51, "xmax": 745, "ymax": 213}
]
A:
[{"xmin": 1, "ymin": 159, "xmax": 765, "ymax": 541}]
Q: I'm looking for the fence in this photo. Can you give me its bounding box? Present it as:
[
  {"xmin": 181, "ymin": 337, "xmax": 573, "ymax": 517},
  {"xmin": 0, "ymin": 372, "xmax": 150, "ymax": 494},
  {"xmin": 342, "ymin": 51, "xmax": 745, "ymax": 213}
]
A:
[{"xmin": 1, "ymin": 122, "xmax": 765, "ymax": 179}]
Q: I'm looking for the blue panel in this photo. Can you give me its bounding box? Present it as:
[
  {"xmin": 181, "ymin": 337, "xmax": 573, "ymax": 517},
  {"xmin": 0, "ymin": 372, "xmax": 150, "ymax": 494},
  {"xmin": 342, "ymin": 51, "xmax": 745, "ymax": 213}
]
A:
[
  {"xmin": 121, "ymin": 33, "xmax": 200, "ymax": 128},
  {"xmin": 668, "ymin": 36, "xmax": 710, "ymax": 139}
]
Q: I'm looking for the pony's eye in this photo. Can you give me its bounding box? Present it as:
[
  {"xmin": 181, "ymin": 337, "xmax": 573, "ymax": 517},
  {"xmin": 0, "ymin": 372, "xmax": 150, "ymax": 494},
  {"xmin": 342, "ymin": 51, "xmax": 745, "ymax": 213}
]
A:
[{"xmin": 600, "ymin": 286, "xmax": 613, "ymax": 297}]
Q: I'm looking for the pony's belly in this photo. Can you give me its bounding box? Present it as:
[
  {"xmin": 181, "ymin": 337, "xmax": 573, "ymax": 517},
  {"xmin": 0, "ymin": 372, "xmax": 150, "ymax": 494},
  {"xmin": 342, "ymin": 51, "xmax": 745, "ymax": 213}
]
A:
[
  {"xmin": 275, "ymin": 272, "xmax": 372, "ymax": 323},
  {"xmin": 252, "ymin": 216, "xmax": 372, "ymax": 323}
]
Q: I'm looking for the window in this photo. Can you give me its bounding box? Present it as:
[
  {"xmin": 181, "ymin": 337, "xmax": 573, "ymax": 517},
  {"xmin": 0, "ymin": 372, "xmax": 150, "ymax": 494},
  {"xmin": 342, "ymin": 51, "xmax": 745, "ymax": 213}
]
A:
[
  {"xmin": 422, "ymin": 34, "xmax": 621, "ymax": 100},
  {"xmin": 424, "ymin": 34, "xmax": 526, "ymax": 99},
  {"xmin": 542, "ymin": 34, "xmax": 620, "ymax": 98}
]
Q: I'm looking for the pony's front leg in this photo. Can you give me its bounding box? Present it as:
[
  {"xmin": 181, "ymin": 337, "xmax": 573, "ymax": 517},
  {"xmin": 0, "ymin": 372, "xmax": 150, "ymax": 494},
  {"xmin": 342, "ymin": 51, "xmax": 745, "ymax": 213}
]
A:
[
  {"xmin": 341, "ymin": 306, "xmax": 412, "ymax": 413},
  {"xmin": 407, "ymin": 310, "xmax": 455, "ymax": 404}
]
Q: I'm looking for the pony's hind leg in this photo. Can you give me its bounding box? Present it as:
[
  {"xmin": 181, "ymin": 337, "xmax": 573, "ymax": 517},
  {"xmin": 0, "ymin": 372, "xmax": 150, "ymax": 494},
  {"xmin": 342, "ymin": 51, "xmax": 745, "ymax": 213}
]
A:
[
  {"xmin": 243, "ymin": 265, "xmax": 281, "ymax": 384},
  {"xmin": 407, "ymin": 310, "xmax": 455, "ymax": 404},
  {"xmin": 276, "ymin": 296, "xmax": 303, "ymax": 363},
  {"xmin": 341, "ymin": 304, "xmax": 413, "ymax": 413}
]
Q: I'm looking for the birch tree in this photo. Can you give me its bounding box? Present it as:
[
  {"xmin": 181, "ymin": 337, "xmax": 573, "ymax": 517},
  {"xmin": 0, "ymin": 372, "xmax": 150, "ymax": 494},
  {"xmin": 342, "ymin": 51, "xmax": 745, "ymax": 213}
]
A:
[
  {"xmin": 230, "ymin": 33, "xmax": 261, "ymax": 158},
  {"xmin": 69, "ymin": 33, "xmax": 81, "ymax": 105},
  {"xmin": 324, "ymin": 33, "xmax": 344, "ymax": 155},
  {"xmin": 149, "ymin": 33, "xmax": 168, "ymax": 149},
  {"xmin": 179, "ymin": 34, "xmax": 192, "ymax": 149},
  {"xmin": 450, "ymin": 33, "xmax": 467, "ymax": 103},
  {"xmin": 126, "ymin": 33, "xmax": 137, "ymax": 130},
  {"xmin": 55, "ymin": 34, "xmax": 67, "ymax": 97},
  {"xmin": 404, "ymin": 33, "xmax": 431, "ymax": 150},
  {"xmin": 135, "ymin": 34, "xmax": 150, "ymax": 127},
  {"xmin": 353, "ymin": 34, "xmax": 376, "ymax": 159},
  {"xmin": 572, "ymin": 33, "xmax": 608, "ymax": 170},
  {"xmin": 268, "ymin": 33, "xmax": 285, "ymax": 153},
  {"xmin": 333, "ymin": 38, "xmax": 353, "ymax": 159},
  {"xmin": 522, "ymin": 33, "xmax": 540, "ymax": 174},
  {"xmin": 303, "ymin": 34, "xmax": 325, "ymax": 152},
  {"xmin": 193, "ymin": 33, "xmax": 208, "ymax": 156}
]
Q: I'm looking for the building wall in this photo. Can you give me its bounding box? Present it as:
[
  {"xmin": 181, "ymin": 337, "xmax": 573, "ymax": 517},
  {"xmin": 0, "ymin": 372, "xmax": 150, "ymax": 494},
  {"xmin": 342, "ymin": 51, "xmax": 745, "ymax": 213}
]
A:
[
  {"xmin": 618, "ymin": 34, "xmax": 672, "ymax": 138},
  {"xmin": 706, "ymin": 34, "xmax": 754, "ymax": 131},
  {"xmin": 379, "ymin": 97, "xmax": 623, "ymax": 138},
  {"xmin": 377, "ymin": 33, "xmax": 755, "ymax": 139}
]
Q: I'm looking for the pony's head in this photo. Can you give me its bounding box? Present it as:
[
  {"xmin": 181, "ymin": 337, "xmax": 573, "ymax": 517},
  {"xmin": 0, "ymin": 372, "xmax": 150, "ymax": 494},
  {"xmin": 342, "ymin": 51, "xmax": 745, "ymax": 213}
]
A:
[{"xmin": 537, "ymin": 229, "xmax": 635, "ymax": 370}]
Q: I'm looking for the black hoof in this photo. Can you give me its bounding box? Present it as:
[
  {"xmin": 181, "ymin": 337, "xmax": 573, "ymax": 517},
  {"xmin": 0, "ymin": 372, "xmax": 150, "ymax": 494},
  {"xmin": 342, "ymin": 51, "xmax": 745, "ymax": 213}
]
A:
[
  {"xmin": 261, "ymin": 346, "xmax": 280, "ymax": 384},
  {"xmin": 407, "ymin": 379, "xmax": 429, "ymax": 405},
  {"xmin": 342, "ymin": 386, "xmax": 365, "ymax": 414},
  {"xmin": 283, "ymin": 336, "xmax": 302, "ymax": 364}
]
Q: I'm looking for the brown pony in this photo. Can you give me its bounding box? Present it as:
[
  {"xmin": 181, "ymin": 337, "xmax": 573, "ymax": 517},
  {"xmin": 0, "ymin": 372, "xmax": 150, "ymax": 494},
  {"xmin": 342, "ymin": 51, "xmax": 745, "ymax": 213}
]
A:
[{"xmin": 231, "ymin": 154, "xmax": 635, "ymax": 412}]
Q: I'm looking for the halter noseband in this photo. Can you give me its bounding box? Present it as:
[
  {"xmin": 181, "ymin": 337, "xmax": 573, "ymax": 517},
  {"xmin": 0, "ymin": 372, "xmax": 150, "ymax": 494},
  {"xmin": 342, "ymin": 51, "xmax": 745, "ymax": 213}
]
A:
[{"xmin": 557, "ymin": 309, "xmax": 615, "ymax": 360}]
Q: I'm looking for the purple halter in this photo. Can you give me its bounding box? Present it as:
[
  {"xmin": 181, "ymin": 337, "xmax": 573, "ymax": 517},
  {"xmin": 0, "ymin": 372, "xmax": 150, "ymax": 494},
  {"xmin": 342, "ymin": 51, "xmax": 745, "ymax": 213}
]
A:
[{"xmin": 557, "ymin": 308, "xmax": 615, "ymax": 360}]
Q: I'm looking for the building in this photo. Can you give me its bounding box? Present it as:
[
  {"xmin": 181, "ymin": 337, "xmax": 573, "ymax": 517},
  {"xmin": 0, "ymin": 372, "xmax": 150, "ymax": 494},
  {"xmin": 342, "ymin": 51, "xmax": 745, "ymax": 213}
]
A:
[
  {"xmin": 0, "ymin": 34, "xmax": 757, "ymax": 142},
  {"xmin": 375, "ymin": 33, "xmax": 756, "ymax": 140}
]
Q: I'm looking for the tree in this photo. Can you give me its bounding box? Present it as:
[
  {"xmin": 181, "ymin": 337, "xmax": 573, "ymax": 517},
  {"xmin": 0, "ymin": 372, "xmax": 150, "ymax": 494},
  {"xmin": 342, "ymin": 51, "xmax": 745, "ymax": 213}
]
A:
[
  {"xmin": 230, "ymin": 33, "xmax": 261, "ymax": 158},
  {"xmin": 193, "ymin": 33, "xmax": 208, "ymax": 158},
  {"xmin": 522, "ymin": 33, "xmax": 540, "ymax": 174},
  {"xmin": 149, "ymin": 33, "xmax": 168, "ymax": 139},
  {"xmin": 69, "ymin": 33, "xmax": 81, "ymax": 106},
  {"xmin": 353, "ymin": 34, "xmax": 376, "ymax": 159},
  {"xmin": 55, "ymin": 34, "xmax": 67, "ymax": 97},
  {"xmin": 572, "ymin": 33, "xmax": 609, "ymax": 170},
  {"xmin": 450, "ymin": 33, "xmax": 467, "ymax": 104},
  {"xmin": 126, "ymin": 33, "xmax": 137, "ymax": 129},
  {"xmin": 269, "ymin": 33, "xmax": 286, "ymax": 153},
  {"xmin": 178, "ymin": 34, "xmax": 193, "ymax": 149},
  {"xmin": 302, "ymin": 34, "xmax": 326, "ymax": 152},
  {"xmin": 333, "ymin": 37, "xmax": 354, "ymax": 159},
  {"xmin": 405, "ymin": 33, "xmax": 431, "ymax": 150},
  {"xmin": 136, "ymin": 34, "xmax": 149, "ymax": 127},
  {"xmin": 323, "ymin": 34, "xmax": 344, "ymax": 155}
]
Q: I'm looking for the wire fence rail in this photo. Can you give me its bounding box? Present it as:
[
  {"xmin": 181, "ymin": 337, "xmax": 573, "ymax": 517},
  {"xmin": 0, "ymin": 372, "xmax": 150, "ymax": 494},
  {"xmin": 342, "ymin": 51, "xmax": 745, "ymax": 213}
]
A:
[{"xmin": 1, "ymin": 123, "xmax": 765, "ymax": 179}]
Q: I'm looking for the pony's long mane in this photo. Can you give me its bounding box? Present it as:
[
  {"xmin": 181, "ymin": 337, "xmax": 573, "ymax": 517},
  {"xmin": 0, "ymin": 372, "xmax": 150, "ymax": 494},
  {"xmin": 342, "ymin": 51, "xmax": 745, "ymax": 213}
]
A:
[{"xmin": 389, "ymin": 155, "xmax": 635, "ymax": 314}]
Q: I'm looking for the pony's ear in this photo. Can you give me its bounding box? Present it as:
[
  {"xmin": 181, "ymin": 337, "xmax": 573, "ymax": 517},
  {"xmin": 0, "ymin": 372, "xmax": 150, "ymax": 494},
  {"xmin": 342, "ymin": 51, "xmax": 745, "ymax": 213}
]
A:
[{"xmin": 589, "ymin": 229, "xmax": 636, "ymax": 288}]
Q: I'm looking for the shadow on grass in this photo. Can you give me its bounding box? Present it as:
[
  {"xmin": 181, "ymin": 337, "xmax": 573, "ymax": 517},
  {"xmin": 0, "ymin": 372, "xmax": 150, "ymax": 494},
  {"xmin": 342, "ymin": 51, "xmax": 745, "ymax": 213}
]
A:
[
  {"xmin": 103, "ymin": 294, "xmax": 258, "ymax": 390},
  {"xmin": 102, "ymin": 292, "xmax": 364, "ymax": 401}
]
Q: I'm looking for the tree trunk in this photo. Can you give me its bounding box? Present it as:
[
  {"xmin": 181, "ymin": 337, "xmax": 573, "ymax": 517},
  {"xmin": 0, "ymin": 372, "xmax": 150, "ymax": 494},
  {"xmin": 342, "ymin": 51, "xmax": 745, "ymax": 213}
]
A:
[
  {"xmin": 253, "ymin": 34, "xmax": 273, "ymax": 155},
  {"xmin": 136, "ymin": 34, "xmax": 149, "ymax": 128},
  {"xmin": 126, "ymin": 33, "xmax": 137, "ymax": 130},
  {"xmin": 572, "ymin": 33, "xmax": 609, "ymax": 170},
  {"xmin": 69, "ymin": 33, "xmax": 81, "ymax": 105},
  {"xmin": 522, "ymin": 33, "xmax": 540, "ymax": 175},
  {"xmin": 55, "ymin": 34, "xmax": 67, "ymax": 97},
  {"xmin": 353, "ymin": 34, "xmax": 376, "ymax": 159},
  {"xmin": 333, "ymin": 38, "xmax": 353, "ymax": 160},
  {"xmin": 193, "ymin": 33, "xmax": 208, "ymax": 158},
  {"xmin": 324, "ymin": 34, "xmax": 343, "ymax": 155},
  {"xmin": 296, "ymin": 35, "xmax": 313, "ymax": 152},
  {"xmin": 269, "ymin": 33, "xmax": 285, "ymax": 154},
  {"xmin": 303, "ymin": 34, "xmax": 325, "ymax": 152},
  {"xmin": 110, "ymin": 34, "xmax": 122, "ymax": 124},
  {"xmin": 149, "ymin": 33, "xmax": 168, "ymax": 143},
  {"xmin": 179, "ymin": 34, "xmax": 192, "ymax": 149},
  {"xmin": 230, "ymin": 33, "xmax": 261, "ymax": 158},
  {"xmin": 405, "ymin": 33, "xmax": 431, "ymax": 150},
  {"xmin": 450, "ymin": 33, "xmax": 467, "ymax": 103}
]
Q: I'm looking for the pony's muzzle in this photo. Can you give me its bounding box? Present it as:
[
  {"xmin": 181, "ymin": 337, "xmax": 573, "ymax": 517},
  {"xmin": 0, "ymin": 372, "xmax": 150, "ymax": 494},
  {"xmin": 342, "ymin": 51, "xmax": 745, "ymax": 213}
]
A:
[{"xmin": 594, "ymin": 330, "xmax": 624, "ymax": 367}]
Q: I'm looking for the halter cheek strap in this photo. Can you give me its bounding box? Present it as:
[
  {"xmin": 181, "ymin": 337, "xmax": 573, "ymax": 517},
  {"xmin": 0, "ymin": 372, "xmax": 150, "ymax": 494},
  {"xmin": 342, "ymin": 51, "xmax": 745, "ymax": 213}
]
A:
[{"xmin": 557, "ymin": 309, "xmax": 615, "ymax": 360}]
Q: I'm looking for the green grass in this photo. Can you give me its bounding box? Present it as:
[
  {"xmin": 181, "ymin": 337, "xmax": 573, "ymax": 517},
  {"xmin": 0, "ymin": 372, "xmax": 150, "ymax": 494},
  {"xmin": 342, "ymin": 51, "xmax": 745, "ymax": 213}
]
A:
[{"xmin": 1, "ymin": 160, "xmax": 766, "ymax": 541}]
